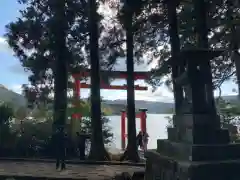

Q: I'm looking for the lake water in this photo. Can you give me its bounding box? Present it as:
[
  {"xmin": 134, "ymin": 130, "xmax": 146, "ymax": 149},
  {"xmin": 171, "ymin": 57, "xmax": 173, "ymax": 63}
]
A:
[{"xmin": 107, "ymin": 114, "xmax": 171, "ymax": 150}]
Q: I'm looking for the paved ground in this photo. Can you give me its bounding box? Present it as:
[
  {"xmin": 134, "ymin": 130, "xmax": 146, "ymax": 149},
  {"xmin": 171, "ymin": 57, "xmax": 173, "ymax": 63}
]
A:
[
  {"xmin": 118, "ymin": 150, "xmax": 145, "ymax": 161},
  {"xmin": 0, "ymin": 161, "xmax": 144, "ymax": 180}
]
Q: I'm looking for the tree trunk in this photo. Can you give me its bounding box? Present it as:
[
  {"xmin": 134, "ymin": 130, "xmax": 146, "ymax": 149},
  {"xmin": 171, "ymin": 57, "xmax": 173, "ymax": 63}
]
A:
[
  {"xmin": 51, "ymin": 0, "xmax": 68, "ymax": 164},
  {"xmin": 52, "ymin": 1, "xmax": 68, "ymax": 132},
  {"xmin": 121, "ymin": 10, "xmax": 139, "ymax": 162},
  {"xmin": 88, "ymin": 0, "xmax": 109, "ymax": 161},
  {"xmin": 227, "ymin": 0, "xmax": 240, "ymax": 99},
  {"xmin": 231, "ymin": 51, "xmax": 240, "ymax": 99},
  {"xmin": 166, "ymin": 1, "xmax": 184, "ymax": 115},
  {"xmin": 234, "ymin": 54, "xmax": 240, "ymax": 99}
]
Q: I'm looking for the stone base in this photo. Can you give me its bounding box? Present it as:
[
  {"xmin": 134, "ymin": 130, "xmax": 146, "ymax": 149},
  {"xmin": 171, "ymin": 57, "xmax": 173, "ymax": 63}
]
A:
[
  {"xmin": 157, "ymin": 139, "xmax": 240, "ymax": 161},
  {"xmin": 167, "ymin": 127, "xmax": 230, "ymax": 144},
  {"xmin": 169, "ymin": 114, "xmax": 229, "ymax": 144},
  {"xmin": 145, "ymin": 150, "xmax": 240, "ymax": 180},
  {"xmin": 145, "ymin": 114, "xmax": 240, "ymax": 180}
]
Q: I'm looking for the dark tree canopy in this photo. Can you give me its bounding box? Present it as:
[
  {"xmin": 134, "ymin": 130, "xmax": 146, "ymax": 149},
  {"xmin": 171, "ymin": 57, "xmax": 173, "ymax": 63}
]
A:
[
  {"xmin": 143, "ymin": 1, "xmax": 240, "ymax": 92},
  {"xmin": 5, "ymin": 0, "xmax": 122, "ymax": 107}
]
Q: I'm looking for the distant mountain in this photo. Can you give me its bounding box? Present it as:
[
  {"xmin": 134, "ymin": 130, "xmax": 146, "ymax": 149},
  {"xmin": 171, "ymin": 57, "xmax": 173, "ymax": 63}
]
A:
[
  {"xmin": 0, "ymin": 84, "xmax": 240, "ymax": 114},
  {"xmin": 102, "ymin": 100, "xmax": 174, "ymax": 114},
  {"xmin": 0, "ymin": 85, "xmax": 26, "ymax": 109},
  {"xmin": 221, "ymin": 95, "xmax": 240, "ymax": 104}
]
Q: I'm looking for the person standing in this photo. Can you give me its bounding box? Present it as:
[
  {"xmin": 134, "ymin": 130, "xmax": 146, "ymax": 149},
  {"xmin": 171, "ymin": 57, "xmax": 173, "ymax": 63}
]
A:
[
  {"xmin": 29, "ymin": 134, "xmax": 37, "ymax": 157},
  {"xmin": 142, "ymin": 131, "xmax": 149, "ymax": 152},
  {"xmin": 76, "ymin": 132, "xmax": 87, "ymax": 160},
  {"xmin": 53, "ymin": 127, "xmax": 66, "ymax": 170}
]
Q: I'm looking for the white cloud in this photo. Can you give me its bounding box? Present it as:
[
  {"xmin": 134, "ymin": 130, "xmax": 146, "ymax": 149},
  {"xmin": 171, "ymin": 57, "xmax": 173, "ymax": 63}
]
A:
[
  {"xmin": 0, "ymin": 37, "xmax": 11, "ymax": 54},
  {"xmin": 8, "ymin": 84, "xmax": 22, "ymax": 94},
  {"xmin": 0, "ymin": 37, "xmax": 5, "ymax": 43},
  {"xmin": 135, "ymin": 86, "xmax": 173, "ymax": 102},
  {"xmin": 0, "ymin": 37, "xmax": 14, "ymax": 55},
  {"xmin": 111, "ymin": 57, "xmax": 154, "ymax": 72}
]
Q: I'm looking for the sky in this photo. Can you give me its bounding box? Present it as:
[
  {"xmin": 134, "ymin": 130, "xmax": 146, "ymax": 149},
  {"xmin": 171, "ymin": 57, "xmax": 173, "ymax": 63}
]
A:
[{"xmin": 0, "ymin": 1, "xmax": 238, "ymax": 103}]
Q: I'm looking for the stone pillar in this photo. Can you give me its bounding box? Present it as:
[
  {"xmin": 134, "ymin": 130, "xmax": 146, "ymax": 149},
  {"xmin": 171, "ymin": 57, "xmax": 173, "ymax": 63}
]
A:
[
  {"xmin": 144, "ymin": 1, "xmax": 240, "ymax": 179},
  {"xmin": 145, "ymin": 51, "xmax": 240, "ymax": 180}
]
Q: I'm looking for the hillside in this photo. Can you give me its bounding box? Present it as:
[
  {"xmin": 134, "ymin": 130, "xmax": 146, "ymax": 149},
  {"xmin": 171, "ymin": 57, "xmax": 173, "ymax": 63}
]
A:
[
  {"xmin": 0, "ymin": 85, "xmax": 173, "ymax": 114},
  {"xmin": 103, "ymin": 100, "xmax": 174, "ymax": 114},
  {"xmin": 0, "ymin": 84, "xmax": 239, "ymax": 114},
  {"xmin": 0, "ymin": 85, "xmax": 26, "ymax": 109}
]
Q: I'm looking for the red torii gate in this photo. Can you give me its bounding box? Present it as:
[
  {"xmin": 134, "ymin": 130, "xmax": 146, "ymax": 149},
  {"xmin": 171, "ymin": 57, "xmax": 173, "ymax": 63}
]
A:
[
  {"xmin": 72, "ymin": 69, "xmax": 150, "ymax": 149},
  {"xmin": 121, "ymin": 108, "xmax": 147, "ymax": 150}
]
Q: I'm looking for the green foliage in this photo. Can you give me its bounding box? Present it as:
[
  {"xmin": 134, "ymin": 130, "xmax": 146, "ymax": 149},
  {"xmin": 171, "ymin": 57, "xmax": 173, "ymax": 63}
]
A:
[
  {"xmin": 0, "ymin": 102, "xmax": 13, "ymax": 126},
  {"xmin": 14, "ymin": 106, "xmax": 28, "ymax": 121},
  {"xmin": 0, "ymin": 103, "xmax": 14, "ymax": 148},
  {"xmin": 137, "ymin": 1, "xmax": 240, "ymax": 93},
  {"xmin": 217, "ymin": 98, "xmax": 240, "ymax": 125},
  {"xmin": 0, "ymin": 98, "xmax": 113, "ymax": 157},
  {"xmin": 2, "ymin": 118, "xmax": 55, "ymax": 157},
  {"xmin": 81, "ymin": 116, "xmax": 113, "ymax": 144},
  {"xmin": 68, "ymin": 98, "xmax": 113, "ymax": 144},
  {"xmin": 5, "ymin": 0, "xmax": 120, "ymax": 107},
  {"xmin": 5, "ymin": 0, "xmax": 87, "ymax": 106},
  {"xmin": 216, "ymin": 98, "xmax": 240, "ymax": 141},
  {"xmin": 166, "ymin": 98, "xmax": 240, "ymax": 142},
  {"xmin": 7, "ymin": 0, "xmax": 240, "ymax": 100}
]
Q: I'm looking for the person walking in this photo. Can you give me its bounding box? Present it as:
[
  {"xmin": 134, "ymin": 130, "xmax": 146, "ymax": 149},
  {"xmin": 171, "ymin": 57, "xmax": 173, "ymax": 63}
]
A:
[{"xmin": 136, "ymin": 131, "xmax": 143, "ymax": 149}]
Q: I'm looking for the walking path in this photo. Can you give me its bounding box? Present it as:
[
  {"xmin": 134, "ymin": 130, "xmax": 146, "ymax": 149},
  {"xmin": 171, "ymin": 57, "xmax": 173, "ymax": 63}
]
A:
[{"xmin": 0, "ymin": 161, "xmax": 144, "ymax": 180}]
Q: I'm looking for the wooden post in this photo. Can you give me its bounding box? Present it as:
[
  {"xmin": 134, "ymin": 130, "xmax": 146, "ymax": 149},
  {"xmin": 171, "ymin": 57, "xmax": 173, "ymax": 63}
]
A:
[
  {"xmin": 71, "ymin": 76, "xmax": 82, "ymax": 138},
  {"xmin": 139, "ymin": 108, "xmax": 147, "ymax": 133},
  {"xmin": 73, "ymin": 76, "xmax": 81, "ymax": 119},
  {"xmin": 121, "ymin": 110, "xmax": 126, "ymax": 150}
]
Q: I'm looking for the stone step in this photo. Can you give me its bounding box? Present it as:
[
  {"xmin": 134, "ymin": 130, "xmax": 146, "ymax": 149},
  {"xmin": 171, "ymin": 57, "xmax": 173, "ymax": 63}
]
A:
[
  {"xmin": 157, "ymin": 139, "xmax": 240, "ymax": 161},
  {"xmin": 177, "ymin": 159, "xmax": 240, "ymax": 180},
  {"xmin": 173, "ymin": 114, "xmax": 221, "ymax": 128},
  {"xmin": 115, "ymin": 171, "xmax": 145, "ymax": 180},
  {"xmin": 167, "ymin": 127, "xmax": 230, "ymax": 144},
  {"xmin": 145, "ymin": 150, "xmax": 240, "ymax": 180},
  {"xmin": 145, "ymin": 150, "xmax": 176, "ymax": 169}
]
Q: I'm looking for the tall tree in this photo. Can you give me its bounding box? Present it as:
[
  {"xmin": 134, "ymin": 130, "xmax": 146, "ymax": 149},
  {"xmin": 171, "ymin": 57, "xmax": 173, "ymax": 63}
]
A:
[
  {"xmin": 107, "ymin": 0, "xmax": 240, "ymax": 98},
  {"xmin": 166, "ymin": 0, "xmax": 183, "ymax": 113},
  {"xmin": 125, "ymin": 1, "xmax": 141, "ymax": 162},
  {"xmin": 5, "ymin": 0, "xmax": 89, "ymax": 162},
  {"xmin": 5, "ymin": 0, "xmax": 119, "ymax": 109},
  {"xmin": 5, "ymin": 0, "xmax": 90, "ymax": 107},
  {"xmin": 5, "ymin": 0, "xmax": 118, "ymax": 161},
  {"xmin": 88, "ymin": 0, "xmax": 109, "ymax": 160},
  {"xmin": 117, "ymin": 0, "xmax": 147, "ymax": 162},
  {"xmin": 50, "ymin": 0, "xmax": 68, "ymax": 133},
  {"xmin": 226, "ymin": 0, "xmax": 240, "ymax": 99},
  {"xmin": 123, "ymin": 0, "xmax": 139, "ymax": 161},
  {"xmin": 68, "ymin": 99, "xmax": 113, "ymax": 144},
  {"xmin": 0, "ymin": 103, "xmax": 14, "ymax": 148}
]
